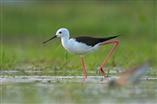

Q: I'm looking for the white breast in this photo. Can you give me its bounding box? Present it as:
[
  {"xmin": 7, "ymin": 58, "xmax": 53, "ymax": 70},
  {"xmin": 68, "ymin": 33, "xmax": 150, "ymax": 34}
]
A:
[{"xmin": 61, "ymin": 38, "xmax": 100, "ymax": 55}]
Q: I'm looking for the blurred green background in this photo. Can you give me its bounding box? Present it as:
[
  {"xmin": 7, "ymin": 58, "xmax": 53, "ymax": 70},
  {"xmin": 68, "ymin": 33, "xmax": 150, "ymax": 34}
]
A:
[{"xmin": 1, "ymin": 0, "xmax": 157, "ymax": 76}]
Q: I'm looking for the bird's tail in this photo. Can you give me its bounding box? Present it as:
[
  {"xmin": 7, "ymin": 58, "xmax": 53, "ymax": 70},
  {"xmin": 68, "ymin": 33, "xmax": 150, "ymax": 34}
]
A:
[{"xmin": 99, "ymin": 35, "xmax": 119, "ymax": 42}]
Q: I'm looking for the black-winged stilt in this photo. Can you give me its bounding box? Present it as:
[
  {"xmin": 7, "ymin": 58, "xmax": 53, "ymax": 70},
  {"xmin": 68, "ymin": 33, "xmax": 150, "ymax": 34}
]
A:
[{"xmin": 43, "ymin": 28, "xmax": 120, "ymax": 80}]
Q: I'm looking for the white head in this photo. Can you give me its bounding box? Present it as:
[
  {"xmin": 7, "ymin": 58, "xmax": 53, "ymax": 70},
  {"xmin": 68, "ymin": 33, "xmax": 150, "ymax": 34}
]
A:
[
  {"xmin": 43, "ymin": 28, "xmax": 70, "ymax": 44},
  {"xmin": 56, "ymin": 28, "xmax": 70, "ymax": 38}
]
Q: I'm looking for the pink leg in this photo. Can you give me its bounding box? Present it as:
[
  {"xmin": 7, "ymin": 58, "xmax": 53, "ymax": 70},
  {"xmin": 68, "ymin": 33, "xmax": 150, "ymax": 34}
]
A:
[
  {"xmin": 80, "ymin": 56, "xmax": 87, "ymax": 80},
  {"xmin": 99, "ymin": 39, "xmax": 120, "ymax": 77}
]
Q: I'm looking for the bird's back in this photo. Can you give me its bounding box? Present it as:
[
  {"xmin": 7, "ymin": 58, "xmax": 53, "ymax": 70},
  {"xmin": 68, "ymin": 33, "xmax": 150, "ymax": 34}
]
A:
[{"xmin": 75, "ymin": 35, "xmax": 119, "ymax": 47}]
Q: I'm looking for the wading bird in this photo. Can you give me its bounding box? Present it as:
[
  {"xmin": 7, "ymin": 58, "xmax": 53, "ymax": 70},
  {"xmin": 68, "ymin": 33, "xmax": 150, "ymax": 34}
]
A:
[
  {"xmin": 109, "ymin": 62, "xmax": 149, "ymax": 87},
  {"xmin": 43, "ymin": 28, "xmax": 119, "ymax": 80}
]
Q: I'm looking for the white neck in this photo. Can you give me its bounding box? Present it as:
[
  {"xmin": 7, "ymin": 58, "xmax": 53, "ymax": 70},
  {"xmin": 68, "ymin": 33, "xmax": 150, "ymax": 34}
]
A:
[{"xmin": 61, "ymin": 36, "xmax": 69, "ymax": 48}]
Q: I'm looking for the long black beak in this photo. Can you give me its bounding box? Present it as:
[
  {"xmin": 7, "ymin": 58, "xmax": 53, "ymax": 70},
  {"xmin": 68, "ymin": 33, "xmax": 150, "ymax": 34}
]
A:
[{"xmin": 43, "ymin": 35, "xmax": 57, "ymax": 44}]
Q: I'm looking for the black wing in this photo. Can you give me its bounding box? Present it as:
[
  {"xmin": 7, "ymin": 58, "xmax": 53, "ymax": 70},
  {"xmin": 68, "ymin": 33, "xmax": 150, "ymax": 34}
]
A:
[{"xmin": 75, "ymin": 35, "xmax": 119, "ymax": 46}]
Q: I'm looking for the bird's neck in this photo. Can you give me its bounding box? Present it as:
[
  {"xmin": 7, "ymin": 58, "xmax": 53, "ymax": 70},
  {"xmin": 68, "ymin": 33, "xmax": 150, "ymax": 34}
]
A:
[{"xmin": 61, "ymin": 36, "xmax": 70, "ymax": 46}]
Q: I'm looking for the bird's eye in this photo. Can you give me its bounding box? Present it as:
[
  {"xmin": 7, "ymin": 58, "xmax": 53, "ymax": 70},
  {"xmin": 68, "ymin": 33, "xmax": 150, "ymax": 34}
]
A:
[{"xmin": 59, "ymin": 31, "xmax": 62, "ymax": 34}]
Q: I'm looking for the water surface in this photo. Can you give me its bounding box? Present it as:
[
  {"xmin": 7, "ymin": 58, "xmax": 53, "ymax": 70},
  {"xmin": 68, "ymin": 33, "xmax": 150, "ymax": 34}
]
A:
[{"xmin": 1, "ymin": 76, "xmax": 157, "ymax": 104}]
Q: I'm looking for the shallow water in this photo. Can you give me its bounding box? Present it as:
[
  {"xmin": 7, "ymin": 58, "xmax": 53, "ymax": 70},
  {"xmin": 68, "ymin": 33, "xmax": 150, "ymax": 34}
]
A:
[{"xmin": 0, "ymin": 76, "xmax": 157, "ymax": 104}]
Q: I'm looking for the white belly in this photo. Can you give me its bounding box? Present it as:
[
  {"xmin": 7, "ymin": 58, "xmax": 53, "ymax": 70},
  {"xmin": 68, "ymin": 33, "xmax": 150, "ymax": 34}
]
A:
[{"xmin": 61, "ymin": 38, "xmax": 100, "ymax": 55}]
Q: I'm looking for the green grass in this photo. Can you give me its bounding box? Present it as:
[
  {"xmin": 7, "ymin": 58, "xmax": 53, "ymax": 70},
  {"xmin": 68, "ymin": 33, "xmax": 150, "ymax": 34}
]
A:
[
  {"xmin": 1, "ymin": 39, "xmax": 156, "ymax": 76},
  {"xmin": 1, "ymin": 1, "xmax": 157, "ymax": 76}
]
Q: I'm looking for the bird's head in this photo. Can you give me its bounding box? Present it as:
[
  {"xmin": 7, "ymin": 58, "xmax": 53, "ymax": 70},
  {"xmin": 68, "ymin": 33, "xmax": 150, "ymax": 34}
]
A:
[
  {"xmin": 56, "ymin": 28, "xmax": 70, "ymax": 38},
  {"xmin": 43, "ymin": 28, "xmax": 69, "ymax": 44}
]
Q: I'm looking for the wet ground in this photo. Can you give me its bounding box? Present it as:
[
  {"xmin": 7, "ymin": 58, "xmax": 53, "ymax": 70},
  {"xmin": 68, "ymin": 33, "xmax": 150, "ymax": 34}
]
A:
[{"xmin": 0, "ymin": 75, "xmax": 157, "ymax": 104}]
